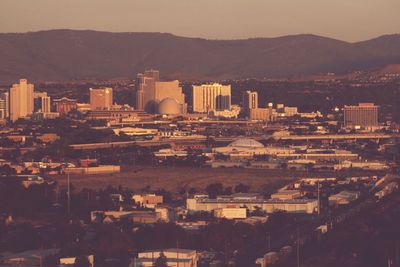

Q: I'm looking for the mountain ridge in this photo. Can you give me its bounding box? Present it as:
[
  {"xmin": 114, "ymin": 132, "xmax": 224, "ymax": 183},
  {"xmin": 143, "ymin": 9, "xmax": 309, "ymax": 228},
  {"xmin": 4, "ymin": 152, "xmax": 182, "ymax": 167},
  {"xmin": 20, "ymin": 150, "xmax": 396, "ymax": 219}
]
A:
[{"xmin": 0, "ymin": 29, "xmax": 399, "ymax": 82}]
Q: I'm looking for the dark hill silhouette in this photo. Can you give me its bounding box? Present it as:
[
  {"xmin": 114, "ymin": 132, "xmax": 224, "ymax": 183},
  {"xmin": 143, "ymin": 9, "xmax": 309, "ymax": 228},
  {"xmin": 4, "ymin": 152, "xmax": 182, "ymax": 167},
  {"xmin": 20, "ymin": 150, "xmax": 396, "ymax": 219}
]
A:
[{"xmin": 0, "ymin": 30, "xmax": 399, "ymax": 81}]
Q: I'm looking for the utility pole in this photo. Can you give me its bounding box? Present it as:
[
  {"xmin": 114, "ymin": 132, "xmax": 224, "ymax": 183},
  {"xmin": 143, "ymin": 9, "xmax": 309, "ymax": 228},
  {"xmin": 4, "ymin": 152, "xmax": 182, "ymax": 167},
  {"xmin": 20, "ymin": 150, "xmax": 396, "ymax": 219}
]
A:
[
  {"xmin": 176, "ymin": 240, "xmax": 179, "ymax": 267},
  {"xmin": 266, "ymin": 232, "xmax": 271, "ymax": 251},
  {"xmin": 224, "ymin": 241, "xmax": 228, "ymax": 264},
  {"xmin": 317, "ymin": 181, "xmax": 321, "ymax": 216},
  {"xmin": 67, "ymin": 171, "xmax": 71, "ymax": 216},
  {"xmin": 297, "ymin": 227, "xmax": 300, "ymax": 267}
]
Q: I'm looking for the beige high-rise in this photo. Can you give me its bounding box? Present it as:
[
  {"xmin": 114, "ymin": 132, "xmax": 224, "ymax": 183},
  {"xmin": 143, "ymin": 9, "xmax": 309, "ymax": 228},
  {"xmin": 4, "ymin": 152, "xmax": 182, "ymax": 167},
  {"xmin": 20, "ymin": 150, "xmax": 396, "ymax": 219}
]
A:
[
  {"xmin": 41, "ymin": 96, "xmax": 51, "ymax": 113},
  {"xmin": 10, "ymin": 79, "xmax": 34, "ymax": 121},
  {"xmin": 136, "ymin": 70, "xmax": 159, "ymax": 110},
  {"xmin": 192, "ymin": 83, "xmax": 231, "ymax": 113},
  {"xmin": 344, "ymin": 103, "xmax": 378, "ymax": 128},
  {"xmin": 136, "ymin": 70, "xmax": 186, "ymax": 114},
  {"xmin": 90, "ymin": 87, "xmax": 113, "ymax": 110}
]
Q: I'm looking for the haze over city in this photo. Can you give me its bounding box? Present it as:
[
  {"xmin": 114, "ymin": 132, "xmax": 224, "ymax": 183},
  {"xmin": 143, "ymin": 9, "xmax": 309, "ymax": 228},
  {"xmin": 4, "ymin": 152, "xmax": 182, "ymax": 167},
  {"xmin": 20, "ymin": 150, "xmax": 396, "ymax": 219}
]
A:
[{"xmin": 1, "ymin": 0, "xmax": 400, "ymax": 41}]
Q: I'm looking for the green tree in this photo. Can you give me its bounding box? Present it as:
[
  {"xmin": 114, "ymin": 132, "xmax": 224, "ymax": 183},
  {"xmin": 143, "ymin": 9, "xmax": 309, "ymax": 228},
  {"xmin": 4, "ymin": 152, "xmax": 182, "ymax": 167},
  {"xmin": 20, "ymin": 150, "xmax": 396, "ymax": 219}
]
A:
[
  {"xmin": 234, "ymin": 183, "xmax": 249, "ymax": 193},
  {"xmin": 205, "ymin": 183, "xmax": 223, "ymax": 198},
  {"xmin": 153, "ymin": 252, "xmax": 168, "ymax": 267}
]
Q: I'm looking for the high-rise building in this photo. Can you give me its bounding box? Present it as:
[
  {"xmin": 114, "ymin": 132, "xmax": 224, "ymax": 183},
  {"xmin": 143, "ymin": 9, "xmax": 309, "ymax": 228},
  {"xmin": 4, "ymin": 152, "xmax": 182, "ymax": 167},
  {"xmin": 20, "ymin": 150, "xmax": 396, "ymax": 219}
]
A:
[
  {"xmin": 344, "ymin": 103, "xmax": 379, "ymax": 128},
  {"xmin": 135, "ymin": 70, "xmax": 186, "ymax": 114},
  {"xmin": 89, "ymin": 87, "xmax": 113, "ymax": 110},
  {"xmin": 53, "ymin": 97, "xmax": 78, "ymax": 115},
  {"xmin": 136, "ymin": 70, "xmax": 160, "ymax": 110},
  {"xmin": 0, "ymin": 92, "xmax": 9, "ymax": 119},
  {"xmin": 143, "ymin": 69, "xmax": 160, "ymax": 81},
  {"xmin": 249, "ymin": 108, "xmax": 276, "ymax": 121},
  {"xmin": 242, "ymin": 91, "xmax": 258, "ymax": 117},
  {"xmin": 192, "ymin": 83, "xmax": 231, "ymax": 113},
  {"xmin": 10, "ymin": 79, "xmax": 34, "ymax": 122},
  {"xmin": 33, "ymin": 92, "xmax": 51, "ymax": 113},
  {"xmin": 0, "ymin": 99, "xmax": 6, "ymax": 119},
  {"xmin": 243, "ymin": 91, "xmax": 258, "ymax": 110},
  {"xmin": 42, "ymin": 96, "xmax": 51, "ymax": 113}
]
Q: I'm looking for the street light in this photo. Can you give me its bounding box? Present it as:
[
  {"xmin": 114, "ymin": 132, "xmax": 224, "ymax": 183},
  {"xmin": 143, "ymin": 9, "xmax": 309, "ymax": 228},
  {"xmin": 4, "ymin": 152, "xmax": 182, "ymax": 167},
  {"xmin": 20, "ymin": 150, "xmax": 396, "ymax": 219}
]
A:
[{"xmin": 266, "ymin": 232, "xmax": 271, "ymax": 252}]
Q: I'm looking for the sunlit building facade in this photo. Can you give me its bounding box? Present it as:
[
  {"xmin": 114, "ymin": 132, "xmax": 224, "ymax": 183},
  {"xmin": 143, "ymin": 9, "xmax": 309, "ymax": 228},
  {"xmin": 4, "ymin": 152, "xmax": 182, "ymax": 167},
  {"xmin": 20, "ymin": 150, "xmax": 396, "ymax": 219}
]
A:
[
  {"xmin": 344, "ymin": 103, "xmax": 379, "ymax": 128},
  {"xmin": 90, "ymin": 87, "xmax": 113, "ymax": 110},
  {"xmin": 136, "ymin": 70, "xmax": 186, "ymax": 114},
  {"xmin": 10, "ymin": 79, "xmax": 34, "ymax": 121},
  {"xmin": 192, "ymin": 83, "xmax": 231, "ymax": 113}
]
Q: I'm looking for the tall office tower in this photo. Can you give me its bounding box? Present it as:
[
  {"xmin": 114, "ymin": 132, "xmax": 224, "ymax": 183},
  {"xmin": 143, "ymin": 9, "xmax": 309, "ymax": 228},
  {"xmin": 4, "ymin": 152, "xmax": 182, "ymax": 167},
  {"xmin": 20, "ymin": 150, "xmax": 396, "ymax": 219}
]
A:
[
  {"xmin": 242, "ymin": 90, "xmax": 258, "ymax": 116},
  {"xmin": 144, "ymin": 69, "xmax": 160, "ymax": 81},
  {"xmin": 136, "ymin": 74, "xmax": 150, "ymax": 110},
  {"xmin": 10, "ymin": 79, "xmax": 34, "ymax": 122},
  {"xmin": 136, "ymin": 69, "xmax": 160, "ymax": 111},
  {"xmin": 0, "ymin": 99, "xmax": 6, "ymax": 119},
  {"xmin": 89, "ymin": 87, "xmax": 113, "ymax": 110},
  {"xmin": 344, "ymin": 103, "xmax": 379, "ymax": 128},
  {"xmin": 136, "ymin": 69, "xmax": 186, "ymax": 114},
  {"xmin": 0, "ymin": 92, "xmax": 9, "ymax": 119},
  {"xmin": 41, "ymin": 96, "xmax": 51, "ymax": 113},
  {"xmin": 34, "ymin": 92, "xmax": 51, "ymax": 113},
  {"xmin": 192, "ymin": 83, "xmax": 231, "ymax": 113}
]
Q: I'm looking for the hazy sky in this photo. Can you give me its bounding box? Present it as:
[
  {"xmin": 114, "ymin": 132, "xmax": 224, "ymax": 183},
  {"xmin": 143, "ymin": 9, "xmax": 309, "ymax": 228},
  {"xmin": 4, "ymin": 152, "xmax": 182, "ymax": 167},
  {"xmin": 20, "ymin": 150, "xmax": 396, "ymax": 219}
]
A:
[{"xmin": 1, "ymin": 0, "xmax": 399, "ymax": 42}]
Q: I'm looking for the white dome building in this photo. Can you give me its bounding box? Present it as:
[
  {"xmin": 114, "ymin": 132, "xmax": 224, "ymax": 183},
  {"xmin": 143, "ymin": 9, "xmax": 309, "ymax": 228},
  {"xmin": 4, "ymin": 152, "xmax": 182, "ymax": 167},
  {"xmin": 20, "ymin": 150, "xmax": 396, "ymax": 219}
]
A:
[
  {"xmin": 158, "ymin": 97, "xmax": 182, "ymax": 115},
  {"xmin": 214, "ymin": 138, "xmax": 295, "ymax": 158},
  {"xmin": 228, "ymin": 138, "xmax": 264, "ymax": 148}
]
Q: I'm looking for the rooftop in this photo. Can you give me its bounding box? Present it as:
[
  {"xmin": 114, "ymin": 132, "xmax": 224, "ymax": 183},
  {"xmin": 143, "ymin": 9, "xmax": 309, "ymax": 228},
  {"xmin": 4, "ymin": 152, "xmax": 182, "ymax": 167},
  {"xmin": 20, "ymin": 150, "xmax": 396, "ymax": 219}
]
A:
[{"xmin": 228, "ymin": 138, "xmax": 264, "ymax": 148}]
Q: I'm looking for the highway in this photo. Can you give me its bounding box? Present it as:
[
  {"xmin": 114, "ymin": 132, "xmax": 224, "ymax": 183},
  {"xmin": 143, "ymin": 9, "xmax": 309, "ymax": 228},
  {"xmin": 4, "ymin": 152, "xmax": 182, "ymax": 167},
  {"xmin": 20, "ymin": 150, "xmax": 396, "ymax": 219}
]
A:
[
  {"xmin": 212, "ymin": 133, "xmax": 398, "ymax": 142},
  {"xmin": 70, "ymin": 133, "xmax": 399, "ymax": 150},
  {"xmin": 69, "ymin": 136, "xmax": 207, "ymax": 150},
  {"xmin": 275, "ymin": 133, "xmax": 397, "ymax": 141}
]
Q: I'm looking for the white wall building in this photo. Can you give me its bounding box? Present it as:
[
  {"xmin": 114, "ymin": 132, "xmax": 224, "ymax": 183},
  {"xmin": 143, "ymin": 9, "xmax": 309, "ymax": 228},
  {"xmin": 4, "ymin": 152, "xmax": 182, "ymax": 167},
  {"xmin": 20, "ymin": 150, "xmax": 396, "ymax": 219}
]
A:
[
  {"xmin": 214, "ymin": 208, "xmax": 247, "ymax": 219},
  {"xmin": 187, "ymin": 194, "xmax": 317, "ymax": 214}
]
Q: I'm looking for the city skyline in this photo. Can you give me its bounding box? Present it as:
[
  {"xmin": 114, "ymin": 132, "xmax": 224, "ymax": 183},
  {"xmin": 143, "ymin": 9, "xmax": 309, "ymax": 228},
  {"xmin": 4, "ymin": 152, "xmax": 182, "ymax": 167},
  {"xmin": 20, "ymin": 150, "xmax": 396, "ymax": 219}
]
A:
[
  {"xmin": 1, "ymin": 0, "xmax": 399, "ymax": 42},
  {"xmin": 0, "ymin": 2, "xmax": 399, "ymax": 267}
]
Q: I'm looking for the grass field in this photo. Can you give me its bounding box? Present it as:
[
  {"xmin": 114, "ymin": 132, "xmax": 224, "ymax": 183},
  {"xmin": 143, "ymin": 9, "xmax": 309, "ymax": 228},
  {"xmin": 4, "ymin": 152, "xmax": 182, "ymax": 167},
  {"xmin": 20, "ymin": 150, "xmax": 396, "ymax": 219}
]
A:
[{"xmin": 52, "ymin": 165, "xmax": 381, "ymax": 194}]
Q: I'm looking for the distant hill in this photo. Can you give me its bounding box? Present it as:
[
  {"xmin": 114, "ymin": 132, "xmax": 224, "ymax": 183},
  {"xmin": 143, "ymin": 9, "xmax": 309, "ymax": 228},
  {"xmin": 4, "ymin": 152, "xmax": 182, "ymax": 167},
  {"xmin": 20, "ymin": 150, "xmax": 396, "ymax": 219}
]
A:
[{"xmin": 0, "ymin": 30, "xmax": 400, "ymax": 82}]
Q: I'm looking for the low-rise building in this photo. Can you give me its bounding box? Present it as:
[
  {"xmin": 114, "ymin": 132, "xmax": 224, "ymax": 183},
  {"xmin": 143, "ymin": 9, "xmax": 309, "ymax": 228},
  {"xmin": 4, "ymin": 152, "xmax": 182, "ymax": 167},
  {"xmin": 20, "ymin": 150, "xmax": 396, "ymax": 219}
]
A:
[
  {"xmin": 134, "ymin": 249, "xmax": 197, "ymax": 267},
  {"xmin": 187, "ymin": 194, "xmax": 317, "ymax": 214},
  {"xmin": 36, "ymin": 133, "xmax": 60, "ymax": 143},
  {"xmin": 60, "ymin": 255, "xmax": 94, "ymax": 267},
  {"xmin": 113, "ymin": 127, "xmax": 158, "ymax": 136},
  {"xmin": 132, "ymin": 194, "xmax": 163, "ymax": 208},
  {"xmin": 214, "ymin": 207, "xmax": 247, "ymax": 219},
  {"xmin": 91, "ymin": 209, "xmax": 169, "ymax": 224},
  {"xmin": 270, "ymin": 190, "xmax": 302, "ymax": 200},
  {"xmin": 328, "ymin": 191, "xmax": 360, "ymax": 206},
  {"xmin": 334, "ymin": 160, "xmax": 389, "ymax": 170},
  {"xmin": 64, "ymin": 165, "xmax": 120, "ymax": 175}
]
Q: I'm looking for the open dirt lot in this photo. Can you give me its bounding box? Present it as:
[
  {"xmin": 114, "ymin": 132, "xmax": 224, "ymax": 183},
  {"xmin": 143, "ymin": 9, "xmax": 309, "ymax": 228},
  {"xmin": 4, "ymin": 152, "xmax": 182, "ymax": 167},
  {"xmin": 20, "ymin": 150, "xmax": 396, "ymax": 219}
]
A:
[{"xmin": 52, "ymin": 166, "xmax": 380, "ymax": 193}]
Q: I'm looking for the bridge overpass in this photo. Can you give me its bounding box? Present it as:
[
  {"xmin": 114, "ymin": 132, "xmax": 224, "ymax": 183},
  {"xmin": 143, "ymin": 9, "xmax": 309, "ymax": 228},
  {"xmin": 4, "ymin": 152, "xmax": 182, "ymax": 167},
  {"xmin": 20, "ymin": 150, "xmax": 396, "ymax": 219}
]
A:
[
  {"xmin": 69, "ymin": 133, "xmax": 398, "ymax": 150},
  {"xmin": 276, "ymin": 133, "xmax": 398, "ymax": 141},
  {"xmin": 69, "ymin": 136, "xmax": 207, "ymax": 150},
  {"xmin": 212, "ymin": 133, "xmax": 398, "ymax": 142}
]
